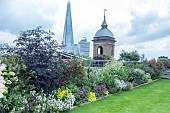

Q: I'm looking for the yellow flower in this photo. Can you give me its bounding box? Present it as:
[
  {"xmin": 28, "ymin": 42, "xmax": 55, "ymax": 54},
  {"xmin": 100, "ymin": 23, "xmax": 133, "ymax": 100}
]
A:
[
  {"xmin": 88, "ymin": 92, "xmax": 96, "ymax": 102},
  {"xmin": 104, "ymin": 91, "xmax": 109, "ymax": 95},
  {"xmin": 67, "ymin": 92, "xmax": 72, "ymax": 97},
  {"xmin": 57, "ymin": 88, "xmax": 66, "ymax": 100}
]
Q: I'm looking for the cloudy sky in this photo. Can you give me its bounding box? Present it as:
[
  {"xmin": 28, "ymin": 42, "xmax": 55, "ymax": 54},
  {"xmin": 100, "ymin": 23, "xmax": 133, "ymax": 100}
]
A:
[{"xmin": 0, "ymin": 0, "xmax": 170, "ymax": 59}]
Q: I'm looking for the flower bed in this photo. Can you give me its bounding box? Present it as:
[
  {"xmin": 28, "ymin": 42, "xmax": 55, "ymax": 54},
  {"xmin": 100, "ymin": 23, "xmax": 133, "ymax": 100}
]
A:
[{"xmin": 0, "ymin": 56, "xmax": 164, "ymax": 113}]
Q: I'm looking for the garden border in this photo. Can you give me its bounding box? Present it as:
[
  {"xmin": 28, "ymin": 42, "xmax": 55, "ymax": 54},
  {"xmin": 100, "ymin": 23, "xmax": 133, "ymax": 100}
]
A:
[{"xmin": 72, "ymin": 79, "xmax": 160, "ymax": 109}]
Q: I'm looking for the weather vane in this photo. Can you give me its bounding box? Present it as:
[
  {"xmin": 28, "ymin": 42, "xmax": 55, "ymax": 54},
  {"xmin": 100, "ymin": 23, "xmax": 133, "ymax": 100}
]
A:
[{"xmin": 104, "ymin": 9, "xmax": 107, "ymax": 15}]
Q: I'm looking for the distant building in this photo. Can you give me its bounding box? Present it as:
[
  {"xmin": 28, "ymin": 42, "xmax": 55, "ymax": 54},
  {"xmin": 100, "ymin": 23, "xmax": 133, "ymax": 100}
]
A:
[
  {"xmin": 158, "ymin": 56, "xmax": 168, "ymax": 59},
  {"xmin": 78, "ymin": 37, "xmax": 90, "ymax": 56},
  {"xmin": 62, "ymin": 0, "xmax": 79, "ymax": 55},
  {"xmin": 140, "ymin": 54, "xmax": 145, "ymax": 62},
  {"xmin": 92, "ymin": 9, "xmax": 116, "ymax": 58}
]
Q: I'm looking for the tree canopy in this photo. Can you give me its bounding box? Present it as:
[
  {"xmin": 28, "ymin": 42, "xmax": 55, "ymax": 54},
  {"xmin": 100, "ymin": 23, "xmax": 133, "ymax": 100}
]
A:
[{"xmin": 119, "ymin": 50, "xmax": 140, "ymax": 61}]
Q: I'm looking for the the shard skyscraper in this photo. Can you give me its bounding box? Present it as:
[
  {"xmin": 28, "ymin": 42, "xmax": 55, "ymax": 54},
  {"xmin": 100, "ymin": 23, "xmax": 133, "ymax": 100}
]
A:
[
  {"xmin": 62, "ymin": 0, "xmax": 74, "ymax": 46},
  {"xmin": 62, "ymin": 0, "xmax": 79, "ymax": 55}
]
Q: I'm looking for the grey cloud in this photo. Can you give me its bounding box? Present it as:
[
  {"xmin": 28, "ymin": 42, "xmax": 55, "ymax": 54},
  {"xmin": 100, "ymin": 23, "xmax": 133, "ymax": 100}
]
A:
[
  {"xmin": 0, "ymin": 0, "xmax": 56, "ymax": 35},
  {"xmin": 128, "ymin": 12, "xmax": 158, "ymax": 36},
  {"xmin": 127, "ymin": 11, "xmax": 170, "ymax": 43}
]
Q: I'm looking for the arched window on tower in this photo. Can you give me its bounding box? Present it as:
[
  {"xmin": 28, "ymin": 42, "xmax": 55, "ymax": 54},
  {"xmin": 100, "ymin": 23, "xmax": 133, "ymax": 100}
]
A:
[{"xmin": 97, "ymin": 46, "xmax": 103, "ymax": 55}]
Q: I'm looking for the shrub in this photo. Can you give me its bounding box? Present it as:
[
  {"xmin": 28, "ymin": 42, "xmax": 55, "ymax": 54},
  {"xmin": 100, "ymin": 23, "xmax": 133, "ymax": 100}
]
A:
[
  {"xmin": 0, "ymin": 56, "xmax": 35, "ymax": 95},
  {"xmin": 108, "ymin": 87, "xmax": 118, "ymax": 94},
  {"xmin": 66, "ymin": 84, "xmax": 82, "ymax": 105},
  {"xmin": 130, "ymin": 68, "xmax": 148, "ymax": 86},
  {"xmin": 119, "ymin": 50, "xmax": 140, "ymax": 61},
  {"xmin": 64, "ymin": 59, "xmax": 85, "ymax": 86},
  {"xmin": 93, "ymin": 84, "xmax": 108, "ymax": 98},
  {"xmin": 14, "ymin": 27, "xmax": 66, "ymax": 93},
  {"xmin": 123, "ymin": 83, "xmax": 132, "ymax": 91},
  {"xmin": 143, "ymin": 59, "xmax": 164, "ymax": 80},
  {"xmin": 27, "ymin": 89, "xmax": 75, "ymax": 113},
  {"xmin": 82, "ymin": 69, "xmax": 104, "ymax": 88},
  {"xmin": 99, "ymin": 59, "xmax": 129, "ymax": 93},
  {"xmin": 76, "ymin": 86, "xmax": 90, "ymax": 104},
  {"xmin": 157, "ymin": 57, "xmax": 170, "ymax": 69},
  {"xmin": 114, "ymin": 79, "xmax": 127, "ymax": 91},
  {"xmin": 0, "ymin": 92, "xmax": 28, "ymax": 113}
]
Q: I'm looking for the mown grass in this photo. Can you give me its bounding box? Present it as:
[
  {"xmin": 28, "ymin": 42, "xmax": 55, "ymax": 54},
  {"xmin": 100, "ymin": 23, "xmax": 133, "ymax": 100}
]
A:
[{"xmin": 64, "ymin": 80, "xmax": 170, "ymax": 113}]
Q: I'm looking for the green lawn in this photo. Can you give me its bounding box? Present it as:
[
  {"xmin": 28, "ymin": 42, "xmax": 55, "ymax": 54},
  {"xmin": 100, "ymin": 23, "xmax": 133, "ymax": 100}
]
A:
[{"xmin": 65, "ymin": 80, "xmax": 170, "ymax": 113}]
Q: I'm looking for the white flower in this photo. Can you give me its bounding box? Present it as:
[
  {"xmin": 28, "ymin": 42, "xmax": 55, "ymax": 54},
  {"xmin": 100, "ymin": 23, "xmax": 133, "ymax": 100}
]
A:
[
  {"xmin": 114, "ymin": 79, "xmax": 127, "ymax": 90},
  {"xmin": 9, "ymin": 72, "xmax": 15, "ymax": 76},
  {"xmin": 0, "ymin": 93, "xmax": 3, "ymax": 99},
  {"xmin": 0, "ymin": 76, "xmax": 6, "ymax": 84},
  {"xmin": 0, "ymin": 83, "xmax": 5, "ymax": 89},
  {"xmin": 0, "ymin": 63, "xmax": 6, "ymax": 99},
  {"xmin": 0, "ymin": 63, "xmax": 6, "ymax": 71}
]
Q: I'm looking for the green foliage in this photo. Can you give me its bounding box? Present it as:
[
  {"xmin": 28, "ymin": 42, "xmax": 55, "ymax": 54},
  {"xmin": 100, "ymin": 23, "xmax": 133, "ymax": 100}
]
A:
[
  {"xmin": 130, "ymin": 68, "xmax": 148, "ymax": 86},
  {"xmin": 0, "ymin": 92, "xmax": 28, "ymax": 113},
  {"xmin": 93, "ymin": 84, "xmax": 108, "ymax": 98},
  {"xmin": 164, "ymin": 70, "xmax": 170, "ymax": 76},
  {"xmin": 64, "ymin": 59, "xmax": 85, "ymax": 86},
  {"xmin": 99, "ymin": 59, "xmax": 123, "ymax": 76},
  {"xmin": 27, "ymin": 90, "xmax": 75, "ymax": 113},
  {"xmin": 119, "ymin": 50, "xmax": 140, "ymax": 61},
  {"xmin": 157, "ymin": 58, "xmax": 170, "ymax": 68},
  {"xmin": 82, "ymin": 68, "xmax": 104, "ymax": 88},
  {"xmin": 103, "ymin": 55, "xmax": 112, "ymax": 60},
  {"xmin": 143, "ymin": 59, "xmax": 163, "ymax": 80},
  {"xmin": 98, "ymin": 59, "xmax": 129, "ymax": 93},
  {"xmin": 80, "ymin": 55, "xmax": 91, "ymax": 60},
  {"xmin": 14, "ymin": 27, "xmax": 66, "ymax": 93},
  {"xmin": 65, "ymin": 84, "xmax": 81, "ymax": 105},
  {"xmin": 99, "ymin": 59, "xmax": 125, "ymax": 86},
  {"xmin": 123, "ymin": 82, "xmax": 133, "ymax": 91},
  {"xmin": 0, "ymin": 56, "xmax": 35, "ymax": 94}
]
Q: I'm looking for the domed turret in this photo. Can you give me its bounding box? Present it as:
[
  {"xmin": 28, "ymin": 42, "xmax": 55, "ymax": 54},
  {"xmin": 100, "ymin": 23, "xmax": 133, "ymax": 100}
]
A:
[
  {"xmin": 94, "ymin": 9, "xmax": 114, "ymax": 38},
  {"xmin": 92, "ymin": 9, "xmax": 116, "ymax": 58},
  {"xmin": 95, "ymin": 28, "xmax": 114, "ymax": 38}
]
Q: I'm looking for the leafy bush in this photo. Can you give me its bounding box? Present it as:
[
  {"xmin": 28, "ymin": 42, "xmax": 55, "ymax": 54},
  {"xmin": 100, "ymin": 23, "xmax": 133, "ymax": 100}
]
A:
[
  {"xmin": 64, "ymin": 59, "xmax": 85, "ymax": 86},
  {"xmin": 130, "ymin": 68, "xmax": 148, "ymax": 86},
  {"xmin": 66, "ymin": 84, "xmax": 82, "ymax": 105},
  {"xmin": 73, "ymin": 86, "xmax": 91, "ymax": 105},
  {"xmin": 98, "ymin": 59, "xmax": 129, "ymax": 93},
  {"xmin": 27, "ymin": 89, "xmax": 75, "ymax": 113},
  {"xmin": 123, "ymin": 82, "xmax": 133, "ymax": 91},
  {"xmin": 114, "ymin": 79, "xmax": 127, "ymax": 91},
  {"xmin": 14, "ymin": 27, "xmax": 66, "ymax": 93},
  {"xmin": 164, "ymin": 70, "xmax": 170, "ymax": 76},
  {"xmin": 0, "ymin": 56, "xmax": 35, "ymax": 95},
  {"xmin": 93, "ymin": 84, "xmax": 108, "ymax": 98},
  {"xmin": 143, "ymin": 59, "xmax": 163, "ymax": 80},
  {"xmin": 157, "ymin": 57, "xmax": 170, "ymax": 69},
  {"xmin": 0, "ymin": 92, "xmax": 28, "ymax": 113},
  {"xmin": 119, "ymin": 50, "xmax": 140, "ymax": 61},
  {"xmin": 82, "ymin": 69, "xmax": 104, "ymax": 88},
  {"xmin": 103, "ymin": 55, "xmax": 112, "ymax": 60},
  {"xmin": 100, "ymin": 59, "xmax": 123, "ymax": 76}
]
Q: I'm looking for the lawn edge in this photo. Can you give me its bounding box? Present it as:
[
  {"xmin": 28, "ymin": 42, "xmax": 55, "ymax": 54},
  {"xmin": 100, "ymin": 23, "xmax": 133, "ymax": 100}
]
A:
[{"xmin": 72, "ymin": 79, "xmax": 161, "ymax": 109}]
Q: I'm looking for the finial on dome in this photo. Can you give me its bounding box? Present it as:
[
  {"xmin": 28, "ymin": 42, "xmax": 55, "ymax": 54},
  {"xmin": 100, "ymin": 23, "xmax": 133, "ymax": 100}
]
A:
[
  {"xmin": 104, "ymin": 9, "xmax": 107, "ymax": 16},
  {"xmin": 101, "ymin": 9, "xmax": 108, "ymax": 28}
]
